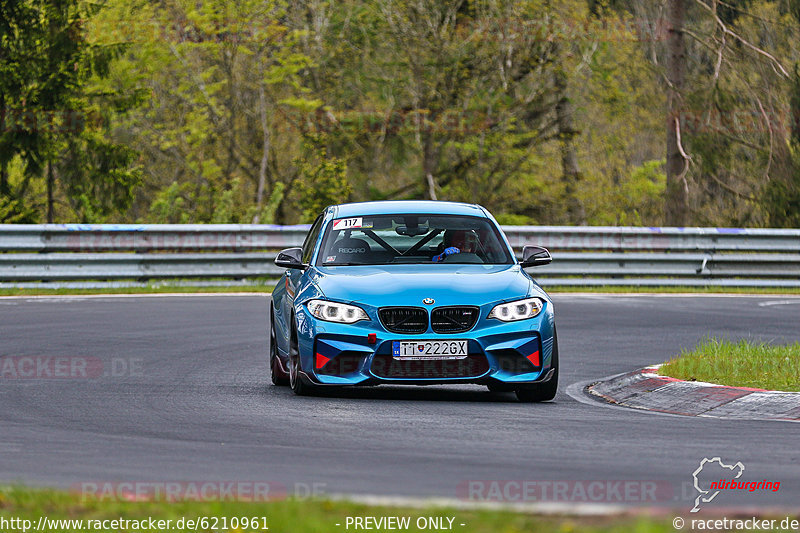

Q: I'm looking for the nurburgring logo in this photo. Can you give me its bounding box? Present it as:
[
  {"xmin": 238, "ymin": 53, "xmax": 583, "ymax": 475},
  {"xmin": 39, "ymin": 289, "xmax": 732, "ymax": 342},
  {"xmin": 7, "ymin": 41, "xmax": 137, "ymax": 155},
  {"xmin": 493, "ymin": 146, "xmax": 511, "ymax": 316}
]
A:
[{"xmin": 691, "ymin": 457, "xmax": 780, "ymax": 512}]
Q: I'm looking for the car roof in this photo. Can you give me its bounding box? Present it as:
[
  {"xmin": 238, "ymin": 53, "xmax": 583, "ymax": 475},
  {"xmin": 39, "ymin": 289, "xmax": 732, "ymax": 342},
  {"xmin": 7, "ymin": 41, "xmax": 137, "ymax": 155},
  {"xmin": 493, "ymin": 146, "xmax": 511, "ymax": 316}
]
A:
[{"xmin": 327, "ymin": 201, "xmax": 487, "ymax": 219}]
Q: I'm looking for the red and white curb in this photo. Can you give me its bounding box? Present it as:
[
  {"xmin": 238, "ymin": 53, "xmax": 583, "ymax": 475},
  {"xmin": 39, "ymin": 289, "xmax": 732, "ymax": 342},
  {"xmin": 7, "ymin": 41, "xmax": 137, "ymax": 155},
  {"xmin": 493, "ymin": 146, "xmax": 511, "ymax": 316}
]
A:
[{"xmin": 588, "ymin": 366, "xmax": 800, "ymax": 421}]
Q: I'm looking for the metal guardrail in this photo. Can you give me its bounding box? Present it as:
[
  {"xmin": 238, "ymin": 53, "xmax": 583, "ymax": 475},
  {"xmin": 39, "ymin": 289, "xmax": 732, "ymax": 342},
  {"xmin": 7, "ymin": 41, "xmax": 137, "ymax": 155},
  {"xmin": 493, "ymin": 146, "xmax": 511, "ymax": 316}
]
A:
[
  {"xmin": 0, "ymin": 253, "xmax": 284, "ymax": 280},
  {"xmin": 2, "ymin": 224, "xmax": 800, "ymax": 252},
  {"xmin": 0, "ymin": 224, "xmax": 310, "ymax": 252},
  {"xmin": 0, "ymin": 224, "xmax": 798, "ymax": 287},
  {"xmin": 503, "ymin": 226, "xmax": 800, "ymax": 253}
]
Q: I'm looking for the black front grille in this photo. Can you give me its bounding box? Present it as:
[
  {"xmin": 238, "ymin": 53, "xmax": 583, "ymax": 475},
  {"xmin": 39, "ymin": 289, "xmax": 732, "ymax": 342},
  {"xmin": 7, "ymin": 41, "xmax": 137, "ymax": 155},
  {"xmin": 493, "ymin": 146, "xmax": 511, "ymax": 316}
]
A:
[
  {"xmin": 431, "ymin": 306, "xmax": 479, "ymax": 333},
  {"xmin": 379, "ymin": 307, "xmax": 428, "ymax": 334}
]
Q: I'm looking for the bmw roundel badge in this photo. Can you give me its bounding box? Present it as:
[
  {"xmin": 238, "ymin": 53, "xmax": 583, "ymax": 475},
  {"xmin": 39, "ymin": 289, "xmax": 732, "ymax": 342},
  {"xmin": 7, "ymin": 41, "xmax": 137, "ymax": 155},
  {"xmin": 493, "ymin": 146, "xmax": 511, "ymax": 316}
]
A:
[{"xmin": 423, "ymin": 298, "xmax": 435, "ymax": 305}]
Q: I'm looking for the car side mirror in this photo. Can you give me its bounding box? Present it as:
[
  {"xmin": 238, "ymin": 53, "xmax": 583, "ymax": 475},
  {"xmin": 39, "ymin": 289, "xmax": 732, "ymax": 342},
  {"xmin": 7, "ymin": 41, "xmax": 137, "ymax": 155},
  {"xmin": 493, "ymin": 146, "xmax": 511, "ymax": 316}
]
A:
[
  {"xmin": 520, "ymin": 245, "xmax": 552, "ymax": 268},
  {"xmin": 275, "ymin": 247, "xmax": 306, "ymax": 269}
]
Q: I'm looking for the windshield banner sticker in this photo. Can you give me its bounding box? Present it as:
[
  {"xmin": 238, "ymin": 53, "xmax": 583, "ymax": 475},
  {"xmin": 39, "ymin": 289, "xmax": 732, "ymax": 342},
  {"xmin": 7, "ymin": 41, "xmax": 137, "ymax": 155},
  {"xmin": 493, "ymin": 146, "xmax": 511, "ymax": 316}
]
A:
[{"xmin": 333, "ymin": 218, "xmax": 362, "ymax": 230}]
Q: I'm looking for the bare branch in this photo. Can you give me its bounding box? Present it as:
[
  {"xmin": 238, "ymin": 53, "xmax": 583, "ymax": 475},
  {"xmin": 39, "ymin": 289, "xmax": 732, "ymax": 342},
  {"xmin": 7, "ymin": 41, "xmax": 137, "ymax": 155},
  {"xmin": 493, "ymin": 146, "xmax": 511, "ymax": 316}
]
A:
[
  {"xmin": 712, "ymin": 27, "xmax": 725, "ymax": 86},
  {"xmin": 425, "ymin": 172, "xmax": 437, "ymax": 200},
  {"xmin": 674, "ymin": 117, "xmax": 692, "ymax": 185},
  {"xmin": 691, "ymin": 0, "xmax": 789, "ymax": 77},
  {"xmin": 709, "ymin": 172, "xmax": 757, "ymax": 200},
  {"xmin": 754, "ymin": 96, "xmax": 774, "ymax": 182}
]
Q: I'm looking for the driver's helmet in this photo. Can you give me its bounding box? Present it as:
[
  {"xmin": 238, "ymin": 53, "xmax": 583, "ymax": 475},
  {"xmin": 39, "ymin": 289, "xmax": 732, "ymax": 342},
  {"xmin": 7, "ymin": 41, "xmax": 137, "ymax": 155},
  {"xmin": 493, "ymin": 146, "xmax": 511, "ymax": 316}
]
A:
[{"xmin": 444, "ymin": 229, "xmax": 479, "ymax": 253}]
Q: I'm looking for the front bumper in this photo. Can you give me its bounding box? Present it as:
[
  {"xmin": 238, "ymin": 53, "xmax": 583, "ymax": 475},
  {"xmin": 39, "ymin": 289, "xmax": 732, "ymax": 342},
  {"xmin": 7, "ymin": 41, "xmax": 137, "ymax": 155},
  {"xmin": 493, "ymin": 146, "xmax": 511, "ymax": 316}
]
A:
[{"xmin": 294, "ymin": 303, "xmax": 555, "ymax": 387}]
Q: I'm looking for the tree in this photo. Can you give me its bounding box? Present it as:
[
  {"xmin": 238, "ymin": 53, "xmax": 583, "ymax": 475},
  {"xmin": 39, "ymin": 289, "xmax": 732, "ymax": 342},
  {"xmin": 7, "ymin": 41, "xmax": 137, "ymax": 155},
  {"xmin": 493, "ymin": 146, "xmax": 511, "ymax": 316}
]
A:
[
  {"xmin": 665, "ymin": 0, "xmax": 689, "ymax": 225},
  {"xmin": 764, "ymin": 14, "xmax": 800, "ymax": 227},
  {"xmin": 92, "ymin": 0, "xmax": 320, "ymax": 224},
  {"xmin": 605, "ymin": 0, "xmax": 796, "ymax": 226},
  {"xmin": 0, "ymin": 0, "xmax": 143, "ymax": 222},
  {"xmin": 1, "ymin": 0, "xmax": 44, "ymax": 221},
  {"xmin": 294, "ymin": 134, "xmax": 350, "ymax": 221},
  {"xmin": 292, "ymin": 0, "xmax": 575, "ymax": 218},
  {"xmin": 16, "ymin": 0, "xmax": 793, "ymax": 228}
]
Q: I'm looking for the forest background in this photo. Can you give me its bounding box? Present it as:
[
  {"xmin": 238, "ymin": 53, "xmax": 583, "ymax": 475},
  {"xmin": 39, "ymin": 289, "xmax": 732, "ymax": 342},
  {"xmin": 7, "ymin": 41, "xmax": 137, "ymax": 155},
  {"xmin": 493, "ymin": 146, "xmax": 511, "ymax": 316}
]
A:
[{"xmin": 2, "ymin": 0, "xmax": 800, "ymax": 227}]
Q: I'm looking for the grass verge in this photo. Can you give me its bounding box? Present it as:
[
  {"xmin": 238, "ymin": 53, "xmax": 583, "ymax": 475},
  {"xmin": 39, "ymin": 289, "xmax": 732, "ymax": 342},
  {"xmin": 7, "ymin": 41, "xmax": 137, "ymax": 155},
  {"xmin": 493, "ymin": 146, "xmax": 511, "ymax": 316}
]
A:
[
  {"xmin": 0, "ymin": 486, "xmax": 681, "ymax": 533},
  {"xmin": 660, "ymin": 338, "xmax": 800, "ymax": 392}
]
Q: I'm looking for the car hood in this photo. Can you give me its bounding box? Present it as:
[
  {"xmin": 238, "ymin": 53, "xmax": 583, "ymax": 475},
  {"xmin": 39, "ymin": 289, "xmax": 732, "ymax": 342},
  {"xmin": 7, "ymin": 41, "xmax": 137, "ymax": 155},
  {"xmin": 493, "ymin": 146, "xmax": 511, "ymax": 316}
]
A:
[{"xmin": 309, "ymin": 264, "xmax": 536, "ymax": 307}]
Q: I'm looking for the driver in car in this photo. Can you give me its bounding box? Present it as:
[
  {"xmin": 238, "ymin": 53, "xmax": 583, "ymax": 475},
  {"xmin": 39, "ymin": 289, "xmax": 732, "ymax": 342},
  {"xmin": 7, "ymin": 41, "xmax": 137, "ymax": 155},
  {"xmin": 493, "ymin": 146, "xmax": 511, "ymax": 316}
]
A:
[{"xmin": 432, "ymin": 229, "xmax": 480, "ymax": 262}]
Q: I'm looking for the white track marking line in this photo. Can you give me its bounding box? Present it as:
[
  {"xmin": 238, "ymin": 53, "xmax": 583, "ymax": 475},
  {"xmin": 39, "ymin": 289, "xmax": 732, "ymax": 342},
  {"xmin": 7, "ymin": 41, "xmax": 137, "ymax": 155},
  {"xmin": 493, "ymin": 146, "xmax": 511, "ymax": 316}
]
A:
[
  {"xmin": 330, "ymin": 493, "xmax": 626, "ymax": 516},
  {"xmin": 758, "ymin": 299, "xmax": 800, "ymax": 307}
]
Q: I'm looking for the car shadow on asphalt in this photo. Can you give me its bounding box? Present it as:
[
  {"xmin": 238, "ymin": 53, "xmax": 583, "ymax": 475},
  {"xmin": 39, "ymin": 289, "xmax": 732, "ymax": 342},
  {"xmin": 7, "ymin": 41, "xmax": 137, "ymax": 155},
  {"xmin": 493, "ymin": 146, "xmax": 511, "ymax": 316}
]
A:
[{"xmin": 266, "ymin": 384, "xmax": 559, "ymax": 404}]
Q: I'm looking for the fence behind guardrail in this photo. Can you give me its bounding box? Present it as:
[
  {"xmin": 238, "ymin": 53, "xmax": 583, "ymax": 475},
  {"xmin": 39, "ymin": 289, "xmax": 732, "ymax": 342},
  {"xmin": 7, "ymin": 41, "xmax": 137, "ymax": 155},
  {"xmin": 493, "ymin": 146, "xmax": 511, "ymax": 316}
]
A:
[{"xmin": 0, "ymin": 224, "xmax": 798, "ymax": 287}]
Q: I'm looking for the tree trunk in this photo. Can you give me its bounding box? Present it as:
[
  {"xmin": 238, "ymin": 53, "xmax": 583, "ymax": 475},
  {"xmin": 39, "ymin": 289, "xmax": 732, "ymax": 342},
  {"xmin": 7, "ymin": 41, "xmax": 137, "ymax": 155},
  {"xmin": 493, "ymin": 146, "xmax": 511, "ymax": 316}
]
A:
[
  {"xmin": 47, "ymin": 161, "xmax": 54, "ymax": 223},
  {"xmin": 254, "ymin": 85, "xmax": 270, "ymax": 223},
  {"xmin": 554, "ymin": 61, "xmax": 586, "ymax": 225},
  {"xmin": 665, "ymin": 0, "xmax": 689, "ymax": 226},
  {"xmin": 0, "ymin": 94, "xmax": 7, "ymax": 196},
  {"xmin": 0, "ymin": 162, "xmax": 8, "ymax": 198},
  {"xmin": 422, "ymin": 132, "xmax": 438, "ymax": 200}
]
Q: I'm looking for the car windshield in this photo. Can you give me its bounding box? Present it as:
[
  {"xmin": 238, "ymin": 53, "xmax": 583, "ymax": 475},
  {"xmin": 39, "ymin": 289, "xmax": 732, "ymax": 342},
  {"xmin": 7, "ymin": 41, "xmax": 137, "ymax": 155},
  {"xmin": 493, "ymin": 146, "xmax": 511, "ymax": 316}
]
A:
[{"xmin": 316, "ymin": 214, "xmax": 514, "ymax": 266}]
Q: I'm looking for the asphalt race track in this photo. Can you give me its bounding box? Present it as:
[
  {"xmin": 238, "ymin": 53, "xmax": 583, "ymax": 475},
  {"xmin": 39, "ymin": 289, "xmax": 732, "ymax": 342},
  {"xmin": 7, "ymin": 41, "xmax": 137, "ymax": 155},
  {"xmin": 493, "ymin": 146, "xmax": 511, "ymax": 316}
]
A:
[{"xmin": 1, "ymin": 294, "xmax": 799, "ymax": 510}]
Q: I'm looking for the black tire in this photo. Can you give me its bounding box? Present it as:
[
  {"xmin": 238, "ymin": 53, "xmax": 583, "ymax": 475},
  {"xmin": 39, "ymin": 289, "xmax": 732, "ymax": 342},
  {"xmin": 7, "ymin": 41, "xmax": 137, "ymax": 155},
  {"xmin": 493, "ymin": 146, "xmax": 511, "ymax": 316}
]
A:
[
  {"xmin": 515, "ymin": 330, "xmax": 559, "ymax": 403},
  {"xmin": 270, "ymin": 306, "xmax": 289, "ymax": 386},
  {"xmin": 288, "ymin": 323, "xmax": 315, "ymax": 396}
]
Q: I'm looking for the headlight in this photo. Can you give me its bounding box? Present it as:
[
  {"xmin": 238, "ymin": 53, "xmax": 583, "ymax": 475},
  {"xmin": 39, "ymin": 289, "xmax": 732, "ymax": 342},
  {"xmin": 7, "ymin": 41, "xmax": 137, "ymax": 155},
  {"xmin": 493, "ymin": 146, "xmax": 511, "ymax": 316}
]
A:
[
  {"xmin": 488, "ymin": 297, "xmax": 544, "ymax": 322},
  {"xmin": 306, "ymin": 299, "xmax": 368, "ymax": 323}
]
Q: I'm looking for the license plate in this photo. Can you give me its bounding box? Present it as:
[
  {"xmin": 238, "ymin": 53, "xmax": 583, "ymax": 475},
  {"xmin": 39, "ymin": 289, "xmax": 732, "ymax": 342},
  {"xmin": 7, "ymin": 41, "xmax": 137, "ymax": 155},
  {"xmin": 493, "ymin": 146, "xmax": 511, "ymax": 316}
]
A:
[{"xmin": 392, "ymin": 340, "xmax": 468, "ymax": 360}]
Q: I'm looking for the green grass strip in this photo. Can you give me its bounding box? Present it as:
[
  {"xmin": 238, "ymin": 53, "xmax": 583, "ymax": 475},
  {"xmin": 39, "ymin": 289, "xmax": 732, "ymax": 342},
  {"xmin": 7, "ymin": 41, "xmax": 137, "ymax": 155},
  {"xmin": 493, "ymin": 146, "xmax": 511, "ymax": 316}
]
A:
[
  {"xmin": 0, "ymin": 486, "xmax": 682, "ymax": 533},
  {"xmin": 660, "ymin": 338, "xmax": 800, "ymax": 392}
]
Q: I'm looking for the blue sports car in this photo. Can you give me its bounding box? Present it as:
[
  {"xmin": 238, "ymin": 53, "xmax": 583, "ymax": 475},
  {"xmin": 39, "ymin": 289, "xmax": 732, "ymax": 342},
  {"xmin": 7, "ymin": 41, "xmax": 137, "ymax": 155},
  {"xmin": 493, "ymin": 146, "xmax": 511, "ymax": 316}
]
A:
[{"xmin": 269, "ymin": 201, "xmax": 558, "ymax": 402}]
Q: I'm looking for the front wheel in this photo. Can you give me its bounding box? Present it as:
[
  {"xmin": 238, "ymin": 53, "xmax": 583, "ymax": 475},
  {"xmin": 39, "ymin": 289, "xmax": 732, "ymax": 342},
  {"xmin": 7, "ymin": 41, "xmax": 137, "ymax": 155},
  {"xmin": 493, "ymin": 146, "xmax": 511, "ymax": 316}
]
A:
[
  {"xmin": 288, "ymin": 325, "xmax": 315, "ymax": 396},
  {"xmin": 515, "ymin": 330, "xmax": 559, "ymax": 403},
  {"xmin": 269, "ymin": 306, "xmax": 288, "ymax": 386}
]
